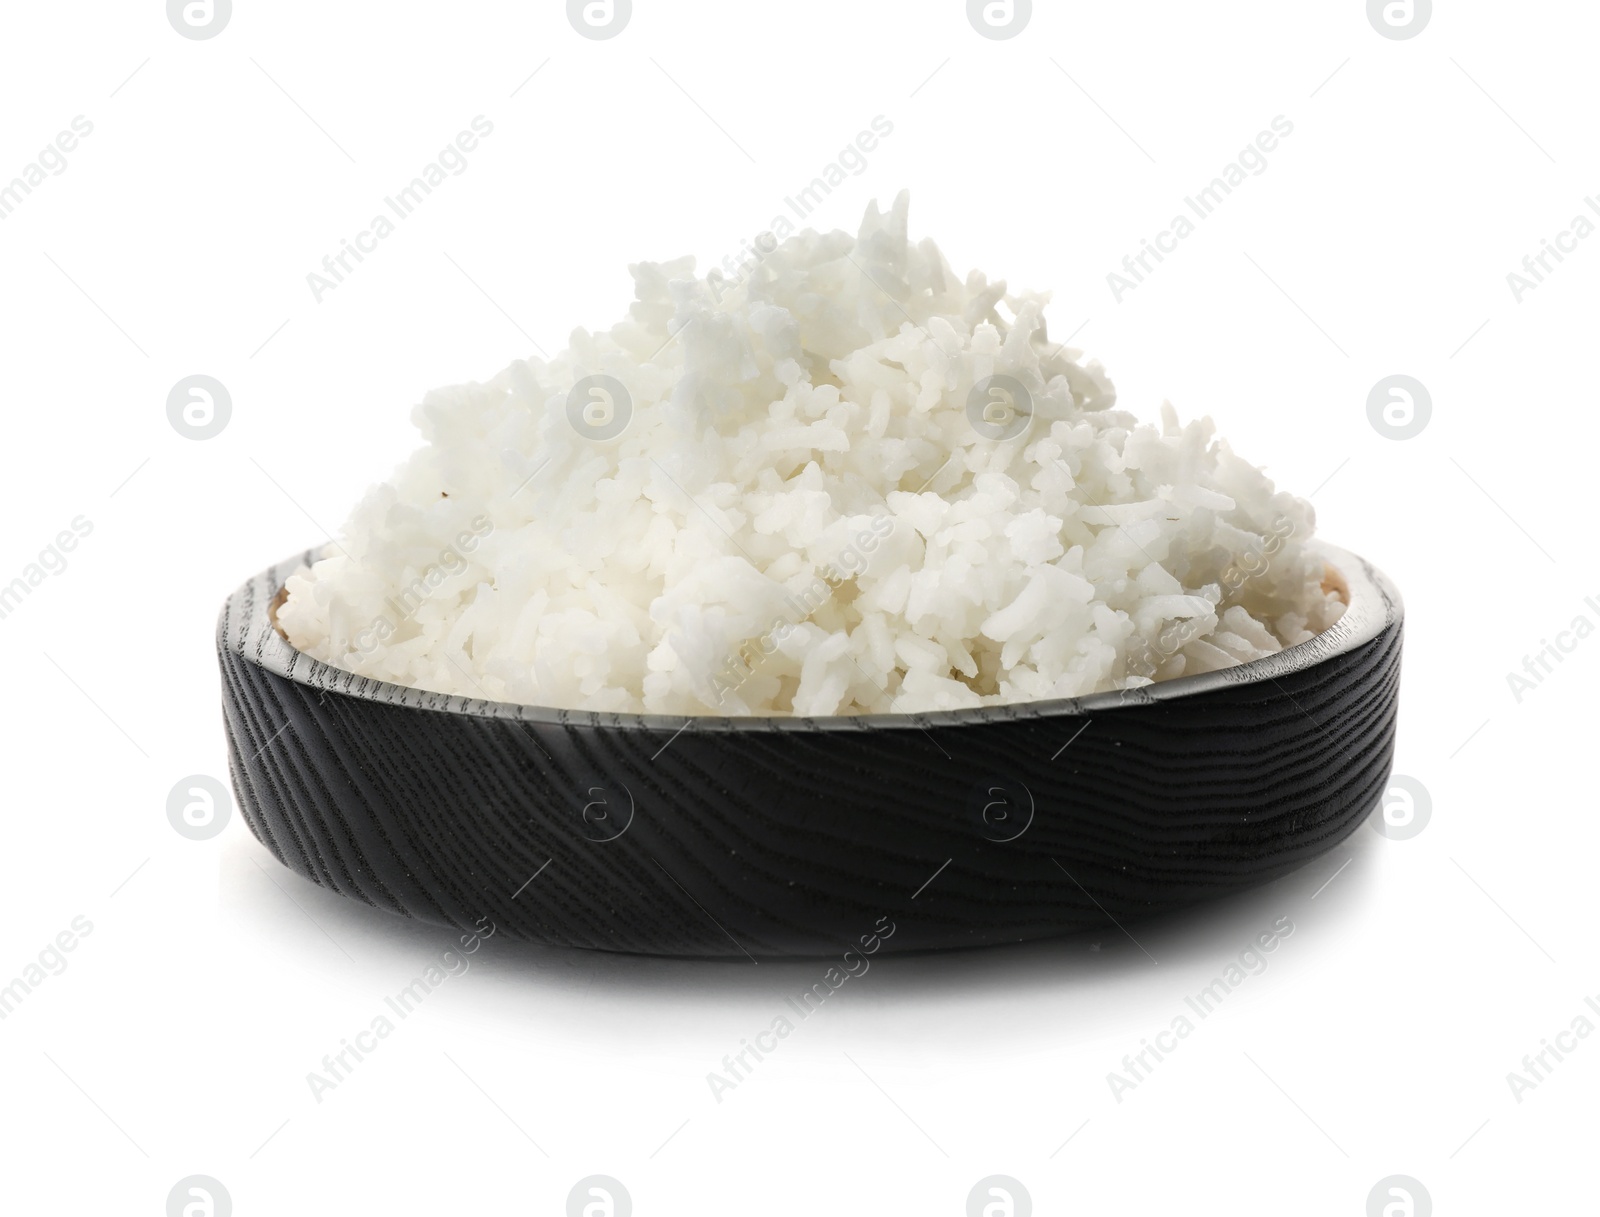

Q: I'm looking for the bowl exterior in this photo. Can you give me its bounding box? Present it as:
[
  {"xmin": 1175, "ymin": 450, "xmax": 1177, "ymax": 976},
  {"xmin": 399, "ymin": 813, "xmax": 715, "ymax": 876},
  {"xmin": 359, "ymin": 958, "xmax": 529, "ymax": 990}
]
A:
[{"xmin": 217, "ymin": 549, "xmax": 1401, "ymax": 956}]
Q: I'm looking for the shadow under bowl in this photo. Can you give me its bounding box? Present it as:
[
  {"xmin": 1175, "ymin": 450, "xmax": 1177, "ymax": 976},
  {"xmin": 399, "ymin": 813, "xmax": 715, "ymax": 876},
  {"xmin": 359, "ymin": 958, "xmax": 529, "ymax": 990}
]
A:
[{"xmin": 217, "ymin": 543, "xmax": 1401, "ymax": 958}]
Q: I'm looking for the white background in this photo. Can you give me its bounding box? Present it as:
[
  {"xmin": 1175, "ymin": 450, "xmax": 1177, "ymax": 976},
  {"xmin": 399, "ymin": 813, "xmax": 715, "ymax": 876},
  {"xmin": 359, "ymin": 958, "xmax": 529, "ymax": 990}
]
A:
[{"xmin": 1, "ymin": 1, "xmax": 1595, "ymax": 1213}]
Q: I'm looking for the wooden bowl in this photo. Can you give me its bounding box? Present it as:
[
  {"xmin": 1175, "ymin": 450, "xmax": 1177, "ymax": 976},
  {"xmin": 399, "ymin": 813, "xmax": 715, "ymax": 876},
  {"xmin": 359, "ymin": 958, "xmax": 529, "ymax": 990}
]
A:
[{"xmin": 217, "ymin": 544, "xmax": 1400, "ymax": 957}]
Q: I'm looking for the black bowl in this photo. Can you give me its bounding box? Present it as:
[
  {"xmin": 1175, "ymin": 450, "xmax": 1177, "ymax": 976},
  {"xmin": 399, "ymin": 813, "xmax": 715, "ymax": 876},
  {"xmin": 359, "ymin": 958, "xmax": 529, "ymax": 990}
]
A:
[{"xmin": 217, "ymin": 544, "xmax": 1400, "ymax": 958}]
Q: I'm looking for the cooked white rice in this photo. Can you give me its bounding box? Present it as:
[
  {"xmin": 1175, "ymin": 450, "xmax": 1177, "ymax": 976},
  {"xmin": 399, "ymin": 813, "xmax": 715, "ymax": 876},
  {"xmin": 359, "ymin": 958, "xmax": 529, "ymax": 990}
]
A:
[{"xmin": 277, "ymin": 193, "xmax": 1344, "ymax": 716}]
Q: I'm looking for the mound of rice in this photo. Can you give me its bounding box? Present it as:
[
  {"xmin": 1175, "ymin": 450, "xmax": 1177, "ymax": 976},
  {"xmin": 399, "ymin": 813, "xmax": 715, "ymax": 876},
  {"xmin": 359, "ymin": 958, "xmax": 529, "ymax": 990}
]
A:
[{"xmin": 277, "ymin": 193, "xmax": 1343, "ymax": 716}]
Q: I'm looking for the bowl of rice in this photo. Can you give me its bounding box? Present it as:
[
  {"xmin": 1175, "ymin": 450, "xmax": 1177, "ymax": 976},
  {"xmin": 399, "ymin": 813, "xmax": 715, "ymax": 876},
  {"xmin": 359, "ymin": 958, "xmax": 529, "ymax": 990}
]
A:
[{"xmin": 218, "ymin": 195, "xmax": 1401, "ymax": 957}]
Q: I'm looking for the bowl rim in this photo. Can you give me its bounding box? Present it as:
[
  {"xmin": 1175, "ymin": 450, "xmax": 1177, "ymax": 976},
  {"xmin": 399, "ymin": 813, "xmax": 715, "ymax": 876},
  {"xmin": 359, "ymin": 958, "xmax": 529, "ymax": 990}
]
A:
[{"xmin": 220, "ymin": 541, "xmax": 1401, "ymax": 733}]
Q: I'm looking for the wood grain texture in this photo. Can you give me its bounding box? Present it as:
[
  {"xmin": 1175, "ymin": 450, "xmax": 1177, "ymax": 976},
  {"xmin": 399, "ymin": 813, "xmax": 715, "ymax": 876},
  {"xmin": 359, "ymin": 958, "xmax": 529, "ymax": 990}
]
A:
[{"xmin": 217, "ymin": 545, "xmax": 1402, "ymax": 957}]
